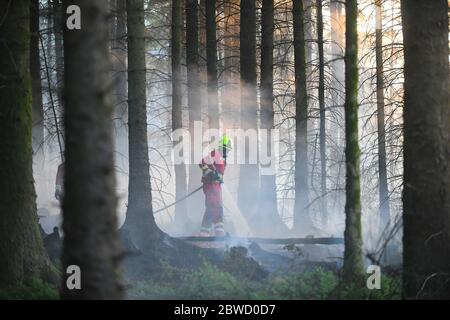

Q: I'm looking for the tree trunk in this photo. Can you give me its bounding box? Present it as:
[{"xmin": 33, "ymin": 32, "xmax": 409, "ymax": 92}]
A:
[
  {"xmin": 329, "ymin": 0, "xmax": 345, "ymax": 216},
  {"xmin": 259, "ymin": 0, "xmax": 288, "ymax": 235},
  {"xmin": 222, "ymin": 0, "xmax": 240, "ymax": 129},
  {"xmin": 342, "ymin": 0, "xmax": 364, "ymax": 284},
  {"xmin": 53, "ymin": 0, "xmax": 64, "ymax": 113},
  {"xmin": 375, "ymin": 0, "xmax": 390, "ymax": 230},
  {"xmin": 316, "ymin": 0, "xmax": 327, "ymax": 224},
  {"xmin": 186, "ymin": 0, "xmax": 204, "ymax": 228},
  {"xmin": 237, "ymin": 0, "xmax": 260, "ymax": 232},
  {"xmin": 30, "ymin": 0, "xmax": 44, "ymax": 155},
  {"xmin": 171, "ymin": 0, "xmax": 188, "ymax": 226},
  {"xmin": 111, "ymin": 0, "xmax": 129, "ymax": 174},
  {"xmin": 123, "ymin": 0, "xmax": 159, "ymax": 249},
  {"xmin": 293, "ymin": 0, "xmax": 311, "ymax": 234},
  {"xmin": 199, "ymin": 0, "xmax": 208, "ymax": 127},
  {"xmin": 206, "ymin": 0, "xmax": 219, "ymax": 130},
  {"xmin": 304, "ymin": 0, "xmax": 313, "ymax": 85},
  {"xmin": 402, "ymin": 0, "xmax": 450, "ymax": 299},
  {"xmin": 330, "ymin": 0, "xmax": 344, "ymax": 116},
  {"xmin": 61, "ymin": 0, "xmax": 124, "ymax": 299},
  {"xmin": 329, "ymin": 0, "xmax": 345, "ymax": 179},
  {"xmin": 0, "ymin": 0, "xmax": 56, "ymax": 288}
]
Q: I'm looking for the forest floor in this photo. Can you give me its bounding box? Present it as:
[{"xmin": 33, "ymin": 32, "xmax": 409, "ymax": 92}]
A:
[
  {"xmin": 0, "ymin": 233, "xmax": 401, "ymax": 299},
  {"xmin": 0, "ymin": 240, "xmax": 401, "ymax": 300},
  {"xmin": 125, "ymin": 242, "xmax": 402, "ymax": 300}
]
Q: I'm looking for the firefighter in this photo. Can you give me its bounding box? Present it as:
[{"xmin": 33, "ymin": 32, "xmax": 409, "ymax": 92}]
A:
[{"xmin": 198, "ymin": 135, "xmax": 232, "ymax": 237}]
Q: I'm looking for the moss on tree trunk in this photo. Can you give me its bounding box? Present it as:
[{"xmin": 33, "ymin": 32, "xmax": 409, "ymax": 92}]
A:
[
  {"xmin": 0, "ymin": 0, "xmax": 58, "ymax": 289},
  {"xmin": 342, "ymin": 0, "xmax": 364, "ymax": 284}
]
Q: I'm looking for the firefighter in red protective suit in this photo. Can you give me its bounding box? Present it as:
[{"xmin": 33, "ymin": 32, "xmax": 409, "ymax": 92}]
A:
[{"xmin": 198, "ymin": 135, "xmax": 232, "ymax": 237}]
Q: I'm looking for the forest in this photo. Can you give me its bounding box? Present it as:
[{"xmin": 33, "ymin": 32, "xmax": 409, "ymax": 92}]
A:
[{"xmin": 0, "ymin": 0, "xmax": 449, "ymax": 301}]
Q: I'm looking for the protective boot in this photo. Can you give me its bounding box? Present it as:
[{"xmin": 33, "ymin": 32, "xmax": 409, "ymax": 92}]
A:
[
  {"xmin": 214, "ymin": 222, "xmax": 226, "ymax": 237},
  {"xmin": 199, "ymin": 226, "xmax": 212, "ymax": 237}
]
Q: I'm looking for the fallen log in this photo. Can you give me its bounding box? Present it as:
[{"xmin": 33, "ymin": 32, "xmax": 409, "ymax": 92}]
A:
[{"xmin": 177, "ymin": 236, "xmax": 344, "ymax": 245}]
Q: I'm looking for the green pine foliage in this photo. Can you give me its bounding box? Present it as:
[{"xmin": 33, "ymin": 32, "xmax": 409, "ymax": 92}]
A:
[
  {"xmin": 128, "ymin": 261, "xmax": 401, "ymax": 300},
  {"xmin": 0, "ymin": 278, "xmax": 58, "ymax": 300}
]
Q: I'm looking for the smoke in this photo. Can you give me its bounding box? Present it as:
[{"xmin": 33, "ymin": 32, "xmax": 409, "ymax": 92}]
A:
[{"xmin": 33, "ymin": 149, "xmax": 62, "ymax": 234}]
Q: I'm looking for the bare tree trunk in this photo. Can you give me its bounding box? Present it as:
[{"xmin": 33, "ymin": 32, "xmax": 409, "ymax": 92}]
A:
[
  {"xmin": 61, "ymin": 0, "xmax": 123, "ymax": 299},
  {"xmin": 316, "ymin": 0, "xmax": 327, "ymax": 223},
  {"xmin": 123, "ymin": 0, "xmax": 159, "ymax": 249},
  {"xmin": 186, "ymin": 0, "xmax": 203, "ymax": 228},
  {"xmin": 222, "ymin": 0, "xmax": 240, "ymax": 129},
  {"xmin": 0, "ymin": 0, "xmax": 57, "ymax": 289},
  {"xmin": 171, "ymin": 0, "xmax": 188, "ymax": 226},
  {"xmin": 293, "ymin": 0, "xmax": 311, "ymax": 234},
  {"xmin": 304, "ymin": 0, "xmax": 313, "ymax": 84},
  {"xmin": 237, "ymin": 0, "xmax": 260, "ymax": 232},
  {"xmin": 30, "ymin": 0, "xmax": 44, "ymax": 156},
  {"xmin": 259, "ymin": 0, "xmax": 288, "ymax": 235},
  {"xmin": 402, "ymin": 0, "xmax": 450, "ymax": 299},
  {"xmin": 375, "ymin": 0, "xmax": 390, "ymax": 230},
  {"xmin": 206, "ymin": 0, "xmax": 219, "ymax": 129},
  {"xmin": 199, "ymin": 0, "xmax": 208, "ymax": 127},
  {"xmin": 342, "ymin": 0, "xmax": 364, "ymax": 284}
]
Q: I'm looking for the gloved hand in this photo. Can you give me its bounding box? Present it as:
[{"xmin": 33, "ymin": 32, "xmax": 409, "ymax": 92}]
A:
[
  {"xmin": 210, "ymin": 170, "xmax": 223, "ymax": 183},
  {"xmin": 203, "ymin": 168, "xmax": 213, "ymax": 178},
  {"xmin": 202, "ymin": 168, "xmax": 222, "ymax": 183}
]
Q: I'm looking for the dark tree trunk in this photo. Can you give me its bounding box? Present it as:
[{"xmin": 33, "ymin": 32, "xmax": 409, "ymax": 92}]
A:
[
  {"xmin": 293, "ymin": 0, "xmax": 311, "ymax": 234},
  {"xmin": 259, "ymin": 0, "xmax": 288, "ymax": 235},
  {"xmin": 123, "ymin": 0, "xmax": 159, "ymax": 249},
  {"xmin": 402, "ymin": 0, "xmax": 450, "ymax": 299},
  {"xmin": 375, "ymin": 0, "xmax": 390, "ymax": 230},
  {"xmin": 186, "ymin": 0, "xmax": 203, "ymax": 226},
  {"xmin": 316, "ymin": 0, "xmax": 327, "ymax": 223},
  {"xmin": 171, "ymin": 0, "xmax": 188, "ymax": 225},
  {"xmin": 206, "ymin": 0, "xmax": 219, "ymax": 129},
  {"xmin": 30, "ymin": 0, "xmax": 44, "ymax": 155},
  {"xmin": 237, "ymin": 0, "xmax": 260, "ymax": 232},
  {"xmin": 342, "ymin": 0, "xmax": 364, "ymax": 284},
  {"xmin": 222, "ymin": 0, "xmax": 240, "ymax": 129},
  {"xmin": 199, "ymin": 0, "xmax": 208, "ymax": 126},
  {"xmin": 0, "ymin": 0, "xmax": 56, "ymax": 288},
  {"xmin": 304, "ymin": 0, "xmax": 313, "ymax": 84},
  {"xmin": 61, "ymin": 0, "xmax": 124, "ymax": 299}
]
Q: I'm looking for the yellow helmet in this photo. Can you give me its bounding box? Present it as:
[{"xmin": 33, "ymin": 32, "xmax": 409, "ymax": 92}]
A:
[{"xmin": 219, "ymin": 134, "xmax": 232, "ymax": 150}]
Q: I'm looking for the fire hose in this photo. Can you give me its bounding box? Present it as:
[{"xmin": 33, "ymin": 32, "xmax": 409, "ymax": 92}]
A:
[{"xmin": 153, "ymin": 185, "xmax": 203, "ymax": 214}]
